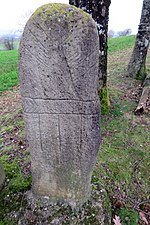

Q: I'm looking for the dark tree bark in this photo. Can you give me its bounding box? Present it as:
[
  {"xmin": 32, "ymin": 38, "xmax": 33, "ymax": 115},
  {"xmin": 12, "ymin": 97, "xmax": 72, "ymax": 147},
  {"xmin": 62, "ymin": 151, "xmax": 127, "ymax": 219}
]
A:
[
  {"xmin": 69, "ymin": 0, "xmax": 111, "ymax": 91},
  {"xmin": 135, "ymin": 73, "xmax": 150, "ymax": 114},
  {"xmin": 128, "ymin": 0, "xmax": 150, "ymax": 80}
]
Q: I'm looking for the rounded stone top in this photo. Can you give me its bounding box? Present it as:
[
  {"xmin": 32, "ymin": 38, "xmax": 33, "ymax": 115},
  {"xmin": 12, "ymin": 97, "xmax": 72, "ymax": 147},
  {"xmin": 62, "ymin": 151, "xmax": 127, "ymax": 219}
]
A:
[
  {"xmin": 31, "ymin": 3, "xmax": 93, "ymax": 26},
  {"xmin": 19, "ymin": 3, "xmax": 99, "ymax": 100}
]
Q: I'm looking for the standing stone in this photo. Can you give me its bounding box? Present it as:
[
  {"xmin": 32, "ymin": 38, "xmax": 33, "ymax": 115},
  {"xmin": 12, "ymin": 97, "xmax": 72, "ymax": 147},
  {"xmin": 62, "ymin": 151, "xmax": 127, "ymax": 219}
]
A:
[
  {"xmin": 19, "ymin": 3, "xmax": 100, "ymax": 206},
  {"xmin": 0, "ymin": 161, "xmax": 5, "ymax": 189}
]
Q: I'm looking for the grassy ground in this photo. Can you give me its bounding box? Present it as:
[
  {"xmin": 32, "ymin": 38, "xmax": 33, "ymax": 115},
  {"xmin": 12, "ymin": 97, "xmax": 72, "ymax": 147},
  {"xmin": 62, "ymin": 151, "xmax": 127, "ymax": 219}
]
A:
[
  {"xmin": 0, "ymin": 50, "xmax": 18, "ymax": 92},
  {"xmin": 108, "ymin": 35, "xmax": 136, "ymax": 54},
  {"xmin": 0, "ymin": 36, "xmax": 150, "ymax": 224},
  {"xmin": 99, "ymin": 48, "xmax": 150, "ymax": 224}
]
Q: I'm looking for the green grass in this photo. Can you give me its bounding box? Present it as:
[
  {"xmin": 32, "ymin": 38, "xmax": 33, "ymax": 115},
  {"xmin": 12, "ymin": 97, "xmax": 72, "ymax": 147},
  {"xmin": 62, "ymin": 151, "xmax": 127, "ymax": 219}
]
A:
[
  {"xmin": 93, "ymin": 98, "xmax": 149, "ymax": 224},
  {"xmin": 0, "ymin": 50, "xmax": 18, "ymax": 92},
  {"xmin": 117, "ymin": 208, "xmax": 139, "ymax": 225},
  {"xmin": 1, "ymin": 156, "xmax": 31, "ymax": 193},
  {"xmin": 108, "ymin": 35, "xmax": 136, "ymax": 53},
  {"xmin": 0, "ymin": 107, "xmax": 31, "ymax": 224}
]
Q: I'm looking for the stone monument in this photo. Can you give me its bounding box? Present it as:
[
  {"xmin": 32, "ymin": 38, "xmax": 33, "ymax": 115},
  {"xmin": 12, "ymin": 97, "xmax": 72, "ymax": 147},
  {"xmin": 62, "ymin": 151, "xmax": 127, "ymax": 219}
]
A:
[
  {"xmin": 0, "ymin": 161, "xmax": 5, "ymax": 190},
  {"xmin": 19, "ymin": 3, "xmax": 100, "ymax": 206}
]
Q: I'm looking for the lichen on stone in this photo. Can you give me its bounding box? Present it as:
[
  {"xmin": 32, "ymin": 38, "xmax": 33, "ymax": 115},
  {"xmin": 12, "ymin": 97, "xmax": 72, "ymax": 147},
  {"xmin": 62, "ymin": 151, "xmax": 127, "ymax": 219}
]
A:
[{"xmin": 32, "ymin": 3, "xmax": 91, "ymax": 26}]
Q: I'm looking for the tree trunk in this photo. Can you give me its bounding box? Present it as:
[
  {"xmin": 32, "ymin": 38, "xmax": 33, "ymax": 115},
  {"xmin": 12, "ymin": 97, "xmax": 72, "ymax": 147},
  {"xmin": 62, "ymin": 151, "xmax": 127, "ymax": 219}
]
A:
[
  {"xmin": 69, "ymin": 0, "xmax": 111, "ymax": 91},
  {"xmin": 128, "ymin": 0, "xmax": 150, "ymax": 80},
  {"xmin": 135, "ymin": 73, "xmax": 150, "ymax": 114}
]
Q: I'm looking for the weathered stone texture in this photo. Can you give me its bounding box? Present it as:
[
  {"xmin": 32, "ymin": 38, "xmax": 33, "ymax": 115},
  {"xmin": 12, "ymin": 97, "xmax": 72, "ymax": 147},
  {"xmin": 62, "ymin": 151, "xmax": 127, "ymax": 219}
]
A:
[
  {"xmin": 0, "ymin": 161, "xmax": 5, "ymax": 189},
  {"xmin": 19, "ymin": 3, "xmax": 100, "ymax": 205}
]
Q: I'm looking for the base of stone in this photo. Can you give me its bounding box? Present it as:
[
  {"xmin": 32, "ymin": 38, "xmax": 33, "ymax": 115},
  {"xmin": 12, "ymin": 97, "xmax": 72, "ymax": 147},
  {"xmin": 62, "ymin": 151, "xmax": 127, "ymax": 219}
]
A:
[
  {"xmin": 26, "ymin": 190, "xmax": 89, "ymax": 210},
  {"xmin": 18, "ymin": 186, "xmax": 112, "ymax": 224}
]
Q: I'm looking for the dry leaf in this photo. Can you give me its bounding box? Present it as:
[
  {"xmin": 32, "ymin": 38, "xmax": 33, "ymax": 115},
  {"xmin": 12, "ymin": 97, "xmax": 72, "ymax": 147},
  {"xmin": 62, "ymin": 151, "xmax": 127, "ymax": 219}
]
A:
[
  {"xmin": 113, "ymin": 215, "xmax": 122, "ymax": 225},
  {"xmin": 114, "ymin": 200, "xmax": 125, "ymax": 209},
  {"xmin": 139, "ymin": 211, "xmax": 148, "ymax": 225},
  {"xmin": 145, "ymin": 203, "xmax": 150, "ymax": 212}
]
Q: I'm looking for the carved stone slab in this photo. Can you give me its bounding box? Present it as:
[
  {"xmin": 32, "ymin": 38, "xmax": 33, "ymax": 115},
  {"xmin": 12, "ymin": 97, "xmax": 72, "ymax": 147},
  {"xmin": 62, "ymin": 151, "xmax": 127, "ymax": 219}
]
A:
[
  {"xmin": 19, "ymin": 3, "xmax": 100, "ymax": 205},
  {"xmin": 0, "ymin": 161, "xmax": 5, "ymax": 190}
]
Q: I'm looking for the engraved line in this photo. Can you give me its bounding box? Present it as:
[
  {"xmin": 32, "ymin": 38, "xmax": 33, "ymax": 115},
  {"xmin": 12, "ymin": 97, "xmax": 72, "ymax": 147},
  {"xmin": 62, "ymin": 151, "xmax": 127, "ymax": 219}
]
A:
[
  {"xmin": 22, "ymin": 97, "xmax": 96, "ymax": 102},
  {"xmin": 24, "ymin": 46, "xmax": 49, "ymax": 69},
  {"xmin": 39, "ymin": 114, "xmax": 43, "ymax": 153},
  {"xmin": 24, "ymin": 112, "xmax": 98, "ymax": 116},
  {"xmin": 68, "ymin": 49, "xmax": 98, "ymax": 68},
  {"xmin": 58, "ymin": 115, "xmax": 61, "ymax": 154},
  {"xmin": 72, "ymin": 62, "xmax": 98, "ymax": 83},
  {"xmin": 32, "ymin": 20, "xmax": 47, "ymax": 38},
  {"xmin": 27, "ymin": 26, "xmax": 48, "ymax": 55},
  {"xmin": 80, "ymin": 112, "xmax": 83, "ymax": 151},
  {"xmin": 79, "ymin": 113, "xmax": 83, "ymax": 171}
]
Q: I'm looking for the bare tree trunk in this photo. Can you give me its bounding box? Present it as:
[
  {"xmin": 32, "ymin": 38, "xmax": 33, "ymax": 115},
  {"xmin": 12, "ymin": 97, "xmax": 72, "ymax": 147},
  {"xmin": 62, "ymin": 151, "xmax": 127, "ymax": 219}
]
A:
[
  {"xmin": 69, "ymin": 0, "xmax": 111, "ymax": 90},
  {"xmin": 4, "ymin": 38, "xmax": 14, "ymax": 50},
  {"xmin": 135, "ymin": 73, "xmax": 150, "ymax": 114},
  {"xmin": 128, "ymin": 0, "xmax": 150, "ymax": 80}
]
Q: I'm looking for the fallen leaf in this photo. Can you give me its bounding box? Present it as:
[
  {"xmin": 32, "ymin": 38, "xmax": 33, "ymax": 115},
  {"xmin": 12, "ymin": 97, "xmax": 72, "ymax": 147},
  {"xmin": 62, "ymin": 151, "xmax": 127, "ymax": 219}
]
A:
[
  {"xmin": 114, "ymin": 200, "xmax": 125, "ymax": 209},
  {"xmin": 139, "ymin": 211, "xmax": 148, "ymax": 225},
  {"xmin": 145, "ymin": 203, "xmax": 150, "ymax": 212},
  {"xmin": 113, "ymin": 215, "xmax": 122, "ymax": 225}
]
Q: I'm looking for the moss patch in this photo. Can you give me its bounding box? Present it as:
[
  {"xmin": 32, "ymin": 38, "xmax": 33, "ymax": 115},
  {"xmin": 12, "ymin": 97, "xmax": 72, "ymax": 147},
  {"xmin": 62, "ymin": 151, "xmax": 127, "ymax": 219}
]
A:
[
  {"xmin": 117, "ymin": 208, "xmax": 139, "ymax": 225},
  {"xmin": 99, "ymin": 86, "xmax": 110, "ymax": 115},
  {"xmin": 33, "ymin": 3, "xmax": 90, "ymax": 26},
  {"xmin": 1, "ymin": 155, "xmax": 31, "ymax": 193},
  {"xmin": 0, "ymin": 156, "xmax": 31, "ymax": 223}
]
